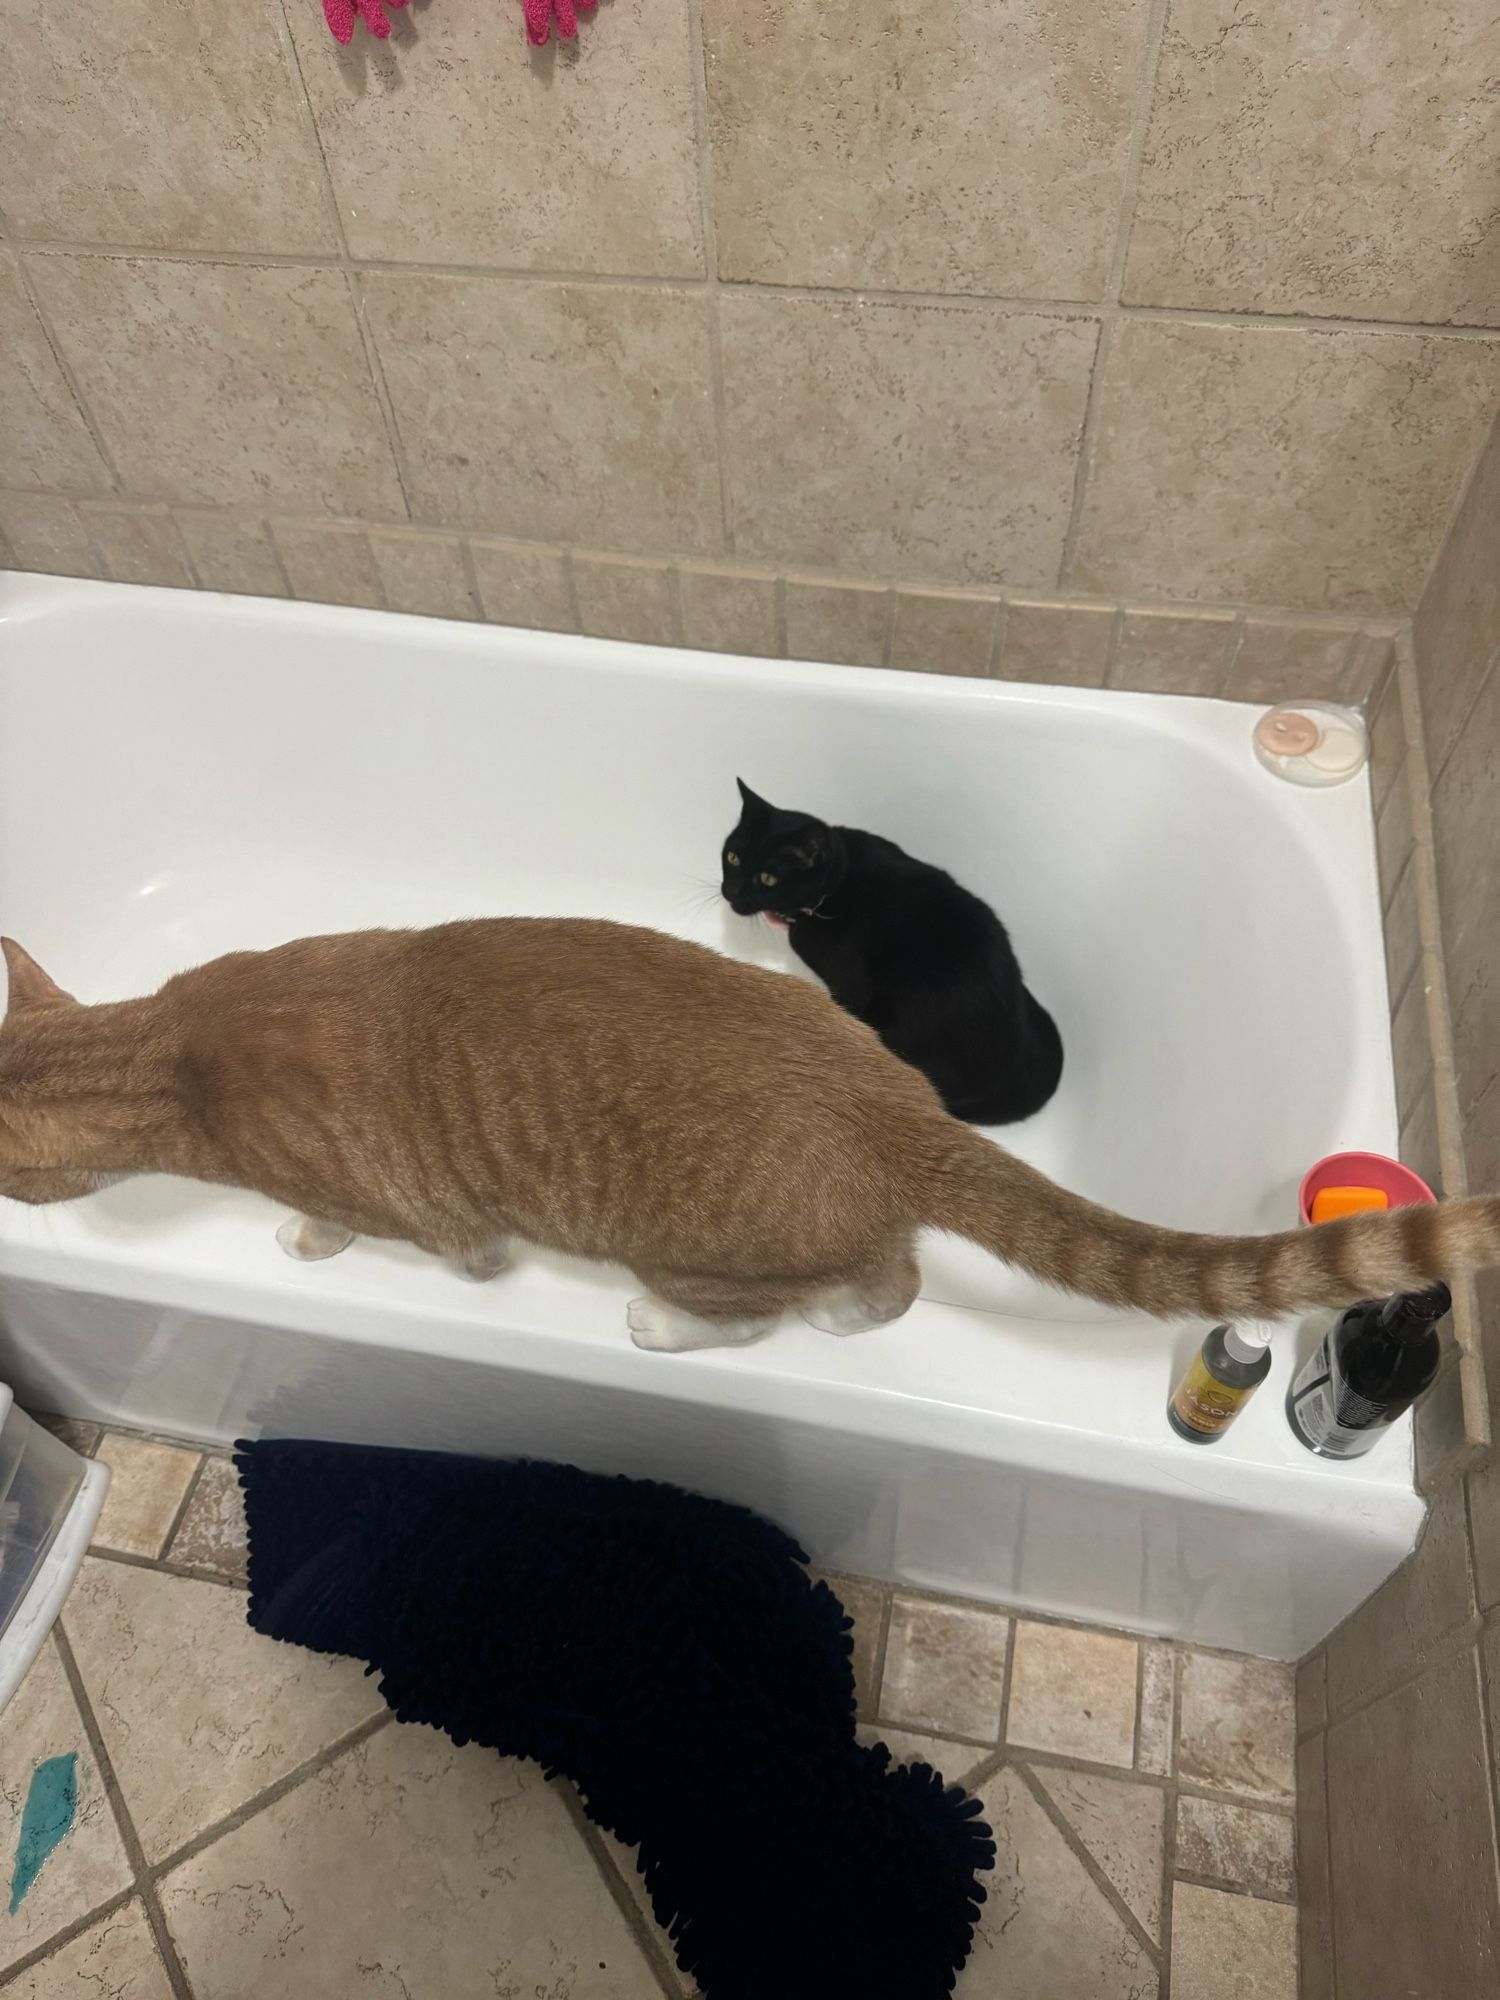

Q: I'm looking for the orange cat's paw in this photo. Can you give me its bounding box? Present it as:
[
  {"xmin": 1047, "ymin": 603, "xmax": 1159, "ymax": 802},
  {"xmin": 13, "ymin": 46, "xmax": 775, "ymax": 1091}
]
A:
[{"xmin": 275, "ymin": 1214, "xmax": 354, "ymax": 1262}]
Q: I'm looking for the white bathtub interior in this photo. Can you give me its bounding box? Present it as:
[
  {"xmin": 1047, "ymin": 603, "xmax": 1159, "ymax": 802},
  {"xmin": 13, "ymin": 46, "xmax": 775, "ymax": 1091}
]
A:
[{"xmin": 0, "ymin": 575, "xmax": 1421, "ymax": 1658}]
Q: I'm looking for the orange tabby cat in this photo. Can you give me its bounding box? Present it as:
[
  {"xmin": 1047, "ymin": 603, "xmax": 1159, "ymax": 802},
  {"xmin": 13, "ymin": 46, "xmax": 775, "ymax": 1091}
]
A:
[{"xmin": 0, "ymin": 921, "xmax": 1494, "ymax": 1352}]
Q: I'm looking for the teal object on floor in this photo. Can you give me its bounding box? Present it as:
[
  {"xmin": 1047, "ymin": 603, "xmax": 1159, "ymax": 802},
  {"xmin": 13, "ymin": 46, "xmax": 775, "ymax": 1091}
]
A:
[{"xmin": 9, "ymin": 1751, "xmax": 77, "ymax": 1914}]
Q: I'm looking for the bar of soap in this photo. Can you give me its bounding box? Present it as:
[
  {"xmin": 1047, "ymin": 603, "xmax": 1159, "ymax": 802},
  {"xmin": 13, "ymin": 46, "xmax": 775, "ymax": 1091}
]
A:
[{"xmin": 1311, "ymin": 1185, "xmax": 1389, "ymax": 1225}]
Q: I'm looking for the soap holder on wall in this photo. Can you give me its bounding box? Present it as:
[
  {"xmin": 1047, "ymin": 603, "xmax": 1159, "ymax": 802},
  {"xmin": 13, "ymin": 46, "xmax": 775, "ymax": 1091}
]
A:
[{"xmin": 1253, "ymin": 703, "xmax": 1369, "ymax": 786}]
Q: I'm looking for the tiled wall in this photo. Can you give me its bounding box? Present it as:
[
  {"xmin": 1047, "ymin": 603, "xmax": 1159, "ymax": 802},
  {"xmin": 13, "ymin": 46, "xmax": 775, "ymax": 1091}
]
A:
[
  {"xmin": 3, "ymin": 0, "xmax": 1498, "ymax": 699},
  {"xmin": 1299, "ymin": 407, "xmax": 1500, "ymax": 1999}
]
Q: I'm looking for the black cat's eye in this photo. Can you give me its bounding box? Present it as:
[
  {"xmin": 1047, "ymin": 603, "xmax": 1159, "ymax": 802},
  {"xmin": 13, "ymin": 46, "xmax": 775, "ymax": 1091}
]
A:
[
  {"xmin": 725, "ymin": 851, "xmax": 740, "ymax": 868},
  {"xmin": 758, "ymin": 871, "xmax": 778, "ymax": 887}
]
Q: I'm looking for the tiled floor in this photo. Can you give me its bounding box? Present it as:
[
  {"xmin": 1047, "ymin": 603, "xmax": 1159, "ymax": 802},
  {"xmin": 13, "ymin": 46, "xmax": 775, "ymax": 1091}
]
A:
[{"xmin": 2, "ymin": 1421, "xmax": 1299, "ymax": 1998}]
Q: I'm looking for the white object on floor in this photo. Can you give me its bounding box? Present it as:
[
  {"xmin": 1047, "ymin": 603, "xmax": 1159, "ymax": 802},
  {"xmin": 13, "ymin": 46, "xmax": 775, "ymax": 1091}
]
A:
[
  {"xmin": 0, "ymin": 573, "xmax": 1419, "ymax": 1658},
  {"xmin": 0, "ymin": 1387, "xmax": 109, "ymax": 1713}
]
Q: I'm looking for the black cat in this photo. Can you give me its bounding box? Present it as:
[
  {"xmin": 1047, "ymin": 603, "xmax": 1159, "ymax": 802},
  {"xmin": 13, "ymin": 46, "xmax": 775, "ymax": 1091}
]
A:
[{"xmin": 721, "ymin": 780, "xmax": 1063, "ymax": 1126}]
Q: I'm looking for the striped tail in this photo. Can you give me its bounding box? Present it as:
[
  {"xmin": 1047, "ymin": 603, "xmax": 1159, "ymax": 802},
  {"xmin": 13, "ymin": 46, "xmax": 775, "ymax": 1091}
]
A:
[{"xmin": 923, "ymin": 1125, "xmax": 1500, "ymax": 1320}]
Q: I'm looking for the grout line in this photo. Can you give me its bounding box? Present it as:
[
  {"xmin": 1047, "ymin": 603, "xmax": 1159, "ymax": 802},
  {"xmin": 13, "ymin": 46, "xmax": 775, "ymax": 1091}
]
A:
[
  {"xmin": 1159, "ymin": 1645, "xmax": 1187, "ymax": 1995},
  {"xmin": 1056, "ymin": 316, "xmax": 1112, "ymax": 588},
  {"xmin": 52, "ymin": 1626, "xmax": 196, "ymax": 2000},
  {"xmin": 457, "ymin": 534, "xmax": 487, "ymax": 623},
  {"xmin": 272, "ymin": 0, "xmax": 416, "ymax": 524},
  {"xmin": 0, "ymin": 1887, "xmax": 140, "ymax": 1985},
  {"xmin": 879, "ymin": 586, "xmax": 896, "ymax": 669},
  {"xmin": 6, "ymin": 246, "xmax": 125, "ymax": 493},
  {"xmin": 155, "ymin": 1454, "xmax": 207, "ymax": 1564},
  {"xmin": 684, "ymin": 0, "xmax": 734, "ymax": 559},
  {"xmin": 1408, "ymin": 405, "xmax": 1500, "ymax": 635},
  {"xmin": 1107, "ymin": 0, "xmax": 1174, "ymax": 303},
  {"xmin": 561, "ymin": 549, "xmax": 584, "ymax": 634},
  {"xmin": 1017, "ymin": 1759, "xmax": 1163, "ymax": 1966},
  {"xmin": 1170, "ymin": 1866, "xmax": 1297, "ymax": 1908},
  {"xmin": 555, "ymin": 1784, "xmax": 685, "ymax": 1999},
  {"xmin": 997, "ymin": 1615, "xmax": 1018, "ymax": 1747},
  {"xmin": 1429, "ymin": 633, "xmax": 1500, "ymax": 792},
  {"xmin": 87, "ymin": 1544, "xmax": 249, "ymax": 1593},
  {"xmin": 772, "ymin": 574, "xmax": 788, "ymax": 658},
  {"xmin": 866, "ymin": 1589, "xmax": 894, "ymax": 1721},
  {"xmin": 986, "ymin": 597, "xmax": 1010, "ymax": 677},
  {"xmin": 1466, "ymin": 1484, "xmax": 1500, "ymax": 1923},
  {"xmin": 165, "ymin": 510, "xmax": 203, "ymax": 592},
  {"xmin": 1131, "ymin": 1635, "xmax": 1146, "ymax": 1768}
]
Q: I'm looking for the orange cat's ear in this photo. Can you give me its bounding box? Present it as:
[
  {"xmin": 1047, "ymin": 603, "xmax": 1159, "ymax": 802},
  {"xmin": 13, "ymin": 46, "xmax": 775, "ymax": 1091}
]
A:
[{"xmin": 2, "ymin": 939, "xmax": 76, "ymax": 1013}]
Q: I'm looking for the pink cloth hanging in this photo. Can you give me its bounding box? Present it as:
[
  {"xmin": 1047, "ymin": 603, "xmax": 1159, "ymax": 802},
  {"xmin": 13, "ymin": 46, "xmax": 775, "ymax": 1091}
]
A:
[
  {"xmin": 523, "ymin": 0, "xmax": 598, "ymax": 44},
  {"xmin": 322, "ymin": 0, "xmax": 409, "ymax": 42}
]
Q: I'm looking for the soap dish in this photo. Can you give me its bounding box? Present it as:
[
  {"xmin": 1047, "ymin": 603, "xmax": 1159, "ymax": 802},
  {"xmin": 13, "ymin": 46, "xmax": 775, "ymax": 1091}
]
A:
[{"xmin": 1252, "ymin": 702, "xmax": 1369, "ymax": 787}]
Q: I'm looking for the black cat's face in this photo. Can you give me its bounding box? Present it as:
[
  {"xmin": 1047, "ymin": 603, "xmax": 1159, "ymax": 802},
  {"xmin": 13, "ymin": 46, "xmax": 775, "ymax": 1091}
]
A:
[{"xmin": 721, "ymin": 780, "xmax": 832, "ymax": 923}]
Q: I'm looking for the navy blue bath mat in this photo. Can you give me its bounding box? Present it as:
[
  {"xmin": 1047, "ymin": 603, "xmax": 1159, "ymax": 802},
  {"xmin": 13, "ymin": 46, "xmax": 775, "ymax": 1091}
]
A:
[{"xmin": 235, "ymin": 1440, "xmax": 993, "ymax": 1999}]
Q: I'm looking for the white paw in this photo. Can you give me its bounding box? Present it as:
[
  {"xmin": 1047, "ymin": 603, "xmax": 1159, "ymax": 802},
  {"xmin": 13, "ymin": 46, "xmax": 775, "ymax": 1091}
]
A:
[
  {"xmin": 802, "ymin": 1290, "xmax": 885, "ymax": 1337},
  {"xmin": 458, "ymin": 1245, "xmax": 512, "ymax": 1282},
  {"xmin": 276, "ymin": 1215, "xmax": 354, "ymax": 1263},
  {"xmin": 627, "ymin": 1298, "xmax": 774, "ymax": 1353}
]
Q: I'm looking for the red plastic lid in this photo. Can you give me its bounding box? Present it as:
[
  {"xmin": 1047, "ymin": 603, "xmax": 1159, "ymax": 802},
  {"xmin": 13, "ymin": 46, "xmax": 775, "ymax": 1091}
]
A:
[{"xmin": 1299, "ymin": 1151, "xmax": 1436, "ymax": 1226}]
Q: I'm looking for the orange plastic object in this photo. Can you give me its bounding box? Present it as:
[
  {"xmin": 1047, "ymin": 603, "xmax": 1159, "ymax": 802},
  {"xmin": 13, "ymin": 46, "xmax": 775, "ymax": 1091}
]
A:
[{"xmin": 1310, "ymin": 1185, "xmax": 1389, "ymax": 1225}]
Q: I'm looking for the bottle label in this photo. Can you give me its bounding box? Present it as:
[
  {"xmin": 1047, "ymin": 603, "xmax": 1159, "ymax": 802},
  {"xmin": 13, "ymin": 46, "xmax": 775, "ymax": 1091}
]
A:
[
  {"xmin": 1288, "ymin": 1335, "xmax": 1391, "ymax": 1458},
  {"xmin": 1170, "ymin": 1353, "xmax": 1251, "ymax": 1436}
]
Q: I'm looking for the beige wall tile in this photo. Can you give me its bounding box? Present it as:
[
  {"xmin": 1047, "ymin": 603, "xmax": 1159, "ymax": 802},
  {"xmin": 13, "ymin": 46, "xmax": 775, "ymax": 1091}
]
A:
[
  {"xmin": 1391, "ymin": 954, "xmax": 1438, "ymax": 1130},
  {"xmin": 784, "ymin": 577, "xmax": 889, "ymax": 666},
  {"xmin": 1137, "ymin": 1638, "xmax": 1175, "ymax": 1775},
  {"xmin": 1414, "ymin": 407, "xmax": 1500, "ymax": 776},
  {"xmin": 63, "ymin": 1557, "xmax": 383, "ymax": 1862},
  {"xmin": 34, "ymin": 1413, "xmax": 102, "ymax": 1455},
  {"xmin": 469, "ymin": 538, "xmax": 575, "ymax": 633},
  {"xmin": 678, "ymin": 566, "xmax": 779, "ymax": 657},
  {"xmin": 91, "ymin": 1434, "xmax": 199, "ymax": 1558},
  {"xmin": 175, "ymin": 512, "xmax": 287, "ymax": 597},
  {"xmin": 1221, "ymin": 619, "xmax": 1357, "ymax": 706},
  {"xmin": 704, "ymin": 0, "xmax": 1150, "ymax": 298},
  {"xmin": 0, "ymin": 0, "xmax": 332, "ymax": 255},
  {"xmin": 971, "ymin": 1767, "xmax": 1159, "ymax": 1998},
  {"xmin": 1382, "ymin": 853, "xmax": 1421, "ymax": 1007},
  {"xmin": 1109, "ymin": 607, "xmax": 1234, "ymax": 696},
  {"xmin": 879, "ymin": 1596, "xmax": 1009, "ymax": 1740},
  {"xmin": 1175, "ymin": 1795, "xmax": 1295, "ymax": 1900},
  {"xmin": 1368, "ymin": 664, "xmax": 1407, "ymax": 815},
  {"xmin": 721, "ymin": 295, "xmax": 1099, "ymax": 587},
  {"xmin": 1296, "ymin": 1732, "xmax": 1334, "ymax": 2000},
  {"xmin": 889, "ymin": 588, "xmax": 998, "ymax": 677},
  {"xmin": 81, "ymin": 505, "xmax": 193, "ymax": 587},
  {"xmin": 1327, "ymin": 1647, "xmax": 1500, "ymax": 1996},
  {"xmin": 1177, "ymin": 1652, "xmax": 1294, "ymax": 1803},
  {"xmin": 1413, "ymin": 1359, "xmax": 1472, "ymax": 1491},
  {"xmin": 1032, "ymin": 1767, "xmax": 1164, "ymax": 1941},
  {"xmin": 1170, "ymin": 1884, "xmax": 1296, "ymax": 2000},
  {"xmin": 29, "ymin": 256, "xmax": 403, "ymax": 515},
  {"xmin": 573, "ymin": 553, "xmax": 677, "ymax": 645},
  {"xmin": 1344, "ymin": 629, "xmax": 1396, "ymax": 708},
  {"xmin": 999, "ymin": 598, "xmax": 1114, "ymax": 686},
  {"xmin": 273, "ymin": 522, "xmax": 384, "ymax": 609},
  {"xmin": 1430, "ymin": 653, "xmax": 1500, "ymax": 1035},
  {"xmin": 1295, "ymin": 1649, "xmax": 1326, "ymax": 1739},
  {"xmin": 159, "ymin": 1736, "xmax": 657, "ymax": 1999},
  {"xmin": 856, "ymin": 1722, "xmax": 986, "ymax": 1787},
  {"xmin": 0, "ymin": 491, "xmax": 105, "ymax": 577},
  {"xmin": 595, "ymin": 1829, "xmax": 695, "ymax": 1997},
  {"xmin": 9, "ymin": 1900, "xmax": 174, "ymax": 1999},
  {"xmin": 1374, "ymin": 764, "xmax": 1417, "ymax": 917},
  {"xmin": 1125, "ymin": 0, "xmax": 1500, "ymax": 326},
  {"xmin": 0, "ymin": 1638, "xmax": 132, "ymax": 1966},
  {"xmin": 1072, "ymin": 320, "xmax": 1500, "ymax": 615},
  {"xmin": 166, "ymin": 1453, "xmax": 248, "ymax": 1585},
  {"xmin": 1399, "ymin": 1072, "xmax": 1444, "ymax": 1199},
  {"xmin": 1473, "ymin": 1455, "xmax": 1500, "ymax": 1611},
  {"xmin": 1325, "ymin": 1478, "xmax": 1473, "ymax": 1714},
  {"xmin": 364, "ymin": 273, "xmax": 718, "ymax": 555},
  {"xmin": 368, "ymin": 528, "xmax": 478, "ymax": 621},
  {"xmin": 288, "ymin": 0, "xmax": 700, "ymax": 278},
  {"xmin": 1006, "ymin": 1621, "xmax": 1138, "ymax": 1765},
  {"xmin": 0, "ymin": 256, "xmax": 112, "ymax": 492}
]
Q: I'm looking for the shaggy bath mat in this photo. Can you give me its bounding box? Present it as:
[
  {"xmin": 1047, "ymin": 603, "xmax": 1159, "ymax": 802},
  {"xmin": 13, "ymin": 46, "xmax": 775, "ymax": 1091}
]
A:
[{"xmin": 236, "ymin": 1441, "xmax": 993, "ymax": 1999}]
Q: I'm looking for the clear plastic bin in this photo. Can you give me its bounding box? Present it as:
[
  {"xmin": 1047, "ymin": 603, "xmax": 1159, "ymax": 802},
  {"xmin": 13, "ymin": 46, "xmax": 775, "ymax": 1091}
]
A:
[{"xmin": 0, "ymin": 1388, "xmax": 108, "ymax": 1713}]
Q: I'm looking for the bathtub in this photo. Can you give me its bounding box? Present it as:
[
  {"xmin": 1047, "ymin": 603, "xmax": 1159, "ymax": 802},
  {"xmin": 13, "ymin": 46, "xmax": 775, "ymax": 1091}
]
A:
[{"xmin": 0, "ymin": 572, "xmax": 1419, "ymax": 1658}]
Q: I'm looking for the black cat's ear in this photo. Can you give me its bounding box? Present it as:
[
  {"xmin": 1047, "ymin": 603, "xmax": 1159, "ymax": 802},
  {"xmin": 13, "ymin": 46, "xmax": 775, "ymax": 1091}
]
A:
[
  {"xmin": 784, "ymin": 823, "xmax": 827, "ymax": 869},
  {"xmin": 736, "ymin": 778, "xmax": 772, "ymax": 816}
]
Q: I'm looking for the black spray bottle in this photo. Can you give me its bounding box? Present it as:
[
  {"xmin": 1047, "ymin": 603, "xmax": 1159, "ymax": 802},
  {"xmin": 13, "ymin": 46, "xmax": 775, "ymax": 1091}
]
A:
[{"xmin": 1285, "ymin": 1284, "xmax": 1451, "ymax": 1459}]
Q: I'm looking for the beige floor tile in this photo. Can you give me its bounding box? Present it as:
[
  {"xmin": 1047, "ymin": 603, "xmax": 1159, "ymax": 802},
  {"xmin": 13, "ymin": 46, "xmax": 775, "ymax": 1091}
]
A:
[
  {"xmin": 0, "ymin": 1638, "xmax": 131, "ymax": 1971},
  {"xmin": 158, "ymin": 1733, "xmax": 661, "ymax": 1999},
  {"xmin": 1170, "ymin": 1883, "xmax": 1297, "ymax": 2000},
  {"xmin": 880, "ymin": 1597, "xmax": 1010, "ymax": 1741},
  {"xmin": 815, "ymin": 1573, "xmax": 885, "ymax": 1717},
  {"xmin": 855, "ymin": 1723, "xmax": 989, "ymax": 1790},
  {"xmin": 1136, "ymin": 1639, "xmax": 1175, "ymax": 1775},
  {"xmin": 3, "ymin": 1899, "xmax": 173, "ymax": 1999},
  {"xmin": 1006, "ymin": 1622, "xmax": 1138, "ymax": 1768},
  {"xmin": 1032, "ymin": 1765, "xmax": 1164, "ymax": 1942},
  {"xmin": 958, "ymin": 1767, "xmax": 1158, "ymax": 1997},
  {"xmin": 90, "ymin": 1436, "xmax": 199, "ymax": 1560},
  {"xmin": 1175, "ymin": 1794, "xmax": 1295, "ymax": 1899},
  {"xmin": 165, "ymin": 1455, "xmax": 248, "ymax": 1585},
  {"xmin": 60, "ymin": 1559, "xmax": 383, "ymax": 1864},
  {"xmin": 596, "ymin": 1829, "xmax": 695, "ymax": 1997},
  {"xmin": 1178, "ymin": 1652, "xmax": 1295, "ymax": 1804}
]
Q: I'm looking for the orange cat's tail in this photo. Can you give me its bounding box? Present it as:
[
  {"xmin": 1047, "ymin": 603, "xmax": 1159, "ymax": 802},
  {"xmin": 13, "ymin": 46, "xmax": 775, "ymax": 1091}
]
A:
[{"xmin": 921, "ymin": 1123, "xmax": 1499, "ymax": 1320}]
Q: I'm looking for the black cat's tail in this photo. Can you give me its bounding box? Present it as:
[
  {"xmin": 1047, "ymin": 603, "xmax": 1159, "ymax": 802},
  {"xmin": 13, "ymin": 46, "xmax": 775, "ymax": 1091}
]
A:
[{"xmin": 918, "ymin": 1119, "xmax": 1500, "ymax": 1320}]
